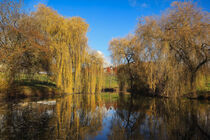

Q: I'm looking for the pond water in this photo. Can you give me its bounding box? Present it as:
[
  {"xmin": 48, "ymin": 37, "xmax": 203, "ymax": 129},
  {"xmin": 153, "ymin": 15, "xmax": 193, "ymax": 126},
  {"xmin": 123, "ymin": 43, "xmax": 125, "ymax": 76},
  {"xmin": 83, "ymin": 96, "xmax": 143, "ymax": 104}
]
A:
[{"xmin": 0, "ymin": 93, "xmax": 209, "ymax": 140}]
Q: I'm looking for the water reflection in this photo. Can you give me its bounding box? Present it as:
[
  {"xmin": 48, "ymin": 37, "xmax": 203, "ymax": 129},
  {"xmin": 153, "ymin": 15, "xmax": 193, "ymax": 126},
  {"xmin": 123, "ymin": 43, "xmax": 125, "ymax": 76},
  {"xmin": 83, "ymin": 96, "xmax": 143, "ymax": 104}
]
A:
[
  {"xmin": 108, "ymin": 95, "xmax": 210, "ymax": 140},
  {"xmin": 0, "ymin": 94, "xmax": 209, "ymax": 140}
]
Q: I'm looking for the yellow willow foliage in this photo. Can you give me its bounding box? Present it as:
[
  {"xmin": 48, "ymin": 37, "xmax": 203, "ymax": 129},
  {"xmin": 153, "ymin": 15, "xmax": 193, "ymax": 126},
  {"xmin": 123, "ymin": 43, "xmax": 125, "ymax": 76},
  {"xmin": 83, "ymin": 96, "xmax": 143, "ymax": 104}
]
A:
[
  {"xmin": 0, "ymin": 74, "xmax": 8, "ymax": 91},
  {"xmin": 136, "ymin": 23, "xmax": 191, "ymax": 96},
  {"xmin": 0, "ymin": 1, "xmax": 52, "ymax": 87},
  {"xmin": 141, "ymin": 2, "xmax": 209, "ymax": 96},
  {"xmin": 90, "ymin": 94, "xmax": 96, "ymax": 112},
  {"xmin": 67, "ymin": 17, "xmax": 88, "ymax": 93},
  {"xmin": 47, "ymin": 94, "xmax": 104, "ymax": 139},
  {"xmin": 56, "ymin": 100, "xmax": 61, "ymax": 133},
  {"xmin": 95, "ymin": 63, "xmax": 104, "ymax": 93},
  {"xmin": 0, "ymin": 2, "xmax": 104, "ymax": 94},
  {"xmin": 110, "ymin": 2, "xmax": 209, "ymax": 96},
  {"xmin": 32, "ymin": 5, "xmax": 75, "ymax": 93},
  {"xmin": 96, "ymin": 94, "xmax": 102, "ymax": 107},
  {"xmin": 81, "ymin": 50, "xmax": 104, "ymax": 94},
  {"xmin": 31, "ymin": 4, "xmax": 104, "ymax": 93}
]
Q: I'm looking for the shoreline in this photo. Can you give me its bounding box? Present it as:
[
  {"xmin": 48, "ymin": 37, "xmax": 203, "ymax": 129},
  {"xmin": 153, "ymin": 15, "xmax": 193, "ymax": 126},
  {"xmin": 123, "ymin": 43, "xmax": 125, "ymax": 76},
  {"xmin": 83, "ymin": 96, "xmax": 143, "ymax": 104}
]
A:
[{"xmin": 0, "ymin": 86, "xmax": 209, "ymax": 101}]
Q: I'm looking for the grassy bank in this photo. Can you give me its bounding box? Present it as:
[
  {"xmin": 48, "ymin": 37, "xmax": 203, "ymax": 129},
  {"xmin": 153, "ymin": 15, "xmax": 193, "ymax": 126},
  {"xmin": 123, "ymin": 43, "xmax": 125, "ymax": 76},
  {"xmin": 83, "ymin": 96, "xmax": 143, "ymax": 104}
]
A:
[
  {"xmin": 0, "ymin": 74, "xmax": 62, "ymax": 99},
  {"xmin": 103, "ymin": 74, "xmax": 119, "ymax": 92},
  {"xmin": 9, "ymin": 80, "xmax": 61, "ymax": 98}
]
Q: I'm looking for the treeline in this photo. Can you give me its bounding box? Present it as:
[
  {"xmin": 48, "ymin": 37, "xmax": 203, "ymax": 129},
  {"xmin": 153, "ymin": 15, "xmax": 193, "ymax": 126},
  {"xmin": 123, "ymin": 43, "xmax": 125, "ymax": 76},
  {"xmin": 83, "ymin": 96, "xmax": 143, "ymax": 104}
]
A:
[
  {"xmin": 0, "ymin": 0, "xmax": 104, "ymax": 94},
  {"xmin": 109, "ymin": 1, "xmax": 209, "ymax": 97}
]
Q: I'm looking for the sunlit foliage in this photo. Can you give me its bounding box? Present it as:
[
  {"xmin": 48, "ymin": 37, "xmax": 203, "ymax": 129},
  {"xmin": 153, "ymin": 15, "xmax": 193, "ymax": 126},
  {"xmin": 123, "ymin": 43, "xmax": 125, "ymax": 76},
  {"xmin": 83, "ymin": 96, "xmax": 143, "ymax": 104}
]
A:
[
  {"xmin": 0, "ymin": 0, "xmax": 51, "ymax": 85},
  {"xmin": 109, "ymin": 1, "xmax": 209, "ymax": 96},
  {"xmin": 0, "ymin": 1, "xmax": 104, "ymax": 94}
]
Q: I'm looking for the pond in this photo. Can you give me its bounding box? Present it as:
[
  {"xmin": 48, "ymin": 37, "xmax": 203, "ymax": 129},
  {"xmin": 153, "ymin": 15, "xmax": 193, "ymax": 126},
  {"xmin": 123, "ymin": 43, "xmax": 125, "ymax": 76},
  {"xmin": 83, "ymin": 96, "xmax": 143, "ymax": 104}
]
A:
[{"xmin": 0, "ymin": 93, "xmax": 209, "ymax": 140}]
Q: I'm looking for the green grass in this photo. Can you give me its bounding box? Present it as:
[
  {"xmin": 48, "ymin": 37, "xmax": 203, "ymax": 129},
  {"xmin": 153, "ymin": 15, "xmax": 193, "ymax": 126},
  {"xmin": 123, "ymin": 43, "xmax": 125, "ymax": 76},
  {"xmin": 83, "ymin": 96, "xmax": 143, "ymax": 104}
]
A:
[
  {"xmin": 15, "ymin": 79, "xmax": 56, "ymax": 89},
  {"xmin": 12, "ymin": 74, "xmax": 58, "ymax": 91},
  {"xmin": 6, "ymin": 74, "xmax": 61, "ymax": 98},
  {"xmin": 100, "ymin": 92, "xmax": 130, "ymax": 102},
  {"xmin": 104, "ymin": 74, "xmax": 118, "ymax": 89},
  {"xmin": 100, "ymin": 92, "xmax": 119, "ymax": 98},
  {"xmin": 100, "ymin": 92, "xmax": 120, "ymax": 102},
  {"xmin": 0, "ymin": 72, "xmax": 57, "ymax": 89},
  {"xmin": 15, "ymin": 73, "xmax": 52, "ymax": 83},
  {"xmin": 196, "ymin": 75, "xmax": 210, "ymax": 93}
]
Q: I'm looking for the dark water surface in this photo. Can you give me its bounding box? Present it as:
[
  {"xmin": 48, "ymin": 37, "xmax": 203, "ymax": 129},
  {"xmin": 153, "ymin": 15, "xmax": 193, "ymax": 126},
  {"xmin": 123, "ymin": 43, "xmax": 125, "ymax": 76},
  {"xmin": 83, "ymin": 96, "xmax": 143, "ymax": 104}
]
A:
[{"xmin": 0, "ymin": 93, "xmax": 209, "ymax": 140}]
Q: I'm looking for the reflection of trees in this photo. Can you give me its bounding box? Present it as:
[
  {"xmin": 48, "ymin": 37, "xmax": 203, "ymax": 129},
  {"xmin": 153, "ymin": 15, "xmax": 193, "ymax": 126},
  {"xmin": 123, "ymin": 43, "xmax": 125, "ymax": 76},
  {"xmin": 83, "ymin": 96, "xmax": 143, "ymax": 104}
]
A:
[
  {"xmin": 0, "ymin": 102, "xmax": 55, "ymax": 139},
  {"xmin": 154, "ymin": 99, "xmax": 210, "ymax": 140},
  {"xmin": 45, "ymin": 94, "xmax": 105, "ymax": 139},
  {"xmin": 0, "ymin": 95, "xmax": 209, "ymax": 140},
  {"xmin": 0, "ymin": 94, "xmax": 105, "ymax": 140},
  {"xmin": 108, "ymin": 95, "xmax": 152, "ymax": 140},
  {"xmin": 108, "ymin": 96, "xmax": 210, "ymax": 140}
]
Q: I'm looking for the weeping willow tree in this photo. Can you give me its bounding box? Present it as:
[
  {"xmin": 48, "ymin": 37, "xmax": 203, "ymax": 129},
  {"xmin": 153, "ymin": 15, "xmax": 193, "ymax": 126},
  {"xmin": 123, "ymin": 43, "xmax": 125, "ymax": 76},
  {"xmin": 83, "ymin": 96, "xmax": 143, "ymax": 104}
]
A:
[
  {"xmin": 109, "ymin": 35, "xmax": 143, "ymax": 91},
  {"xmin": 81, "ymin": 50, "xmax": 104, "ymax": 94},
  {"xmin": 135, "ymin": 17, "xmax": 189, "ymax": 96},
  {"xmin": 0, "ymin": 1, "xmax": 105, "ymax": 94},
  {"xmin": 31, "ymin": 4, "xmax": 105, "ymax": 94},
  {"xmin": 135, "ymin": 1, "xmax": 209, "ymax": 96},
  {"xmin": 31, "ymin": 4, "xmax": 104, "ymax": 94},
  {"xmin": 110, "ymin": 1, "xmax": 209, "ymax": 97}
]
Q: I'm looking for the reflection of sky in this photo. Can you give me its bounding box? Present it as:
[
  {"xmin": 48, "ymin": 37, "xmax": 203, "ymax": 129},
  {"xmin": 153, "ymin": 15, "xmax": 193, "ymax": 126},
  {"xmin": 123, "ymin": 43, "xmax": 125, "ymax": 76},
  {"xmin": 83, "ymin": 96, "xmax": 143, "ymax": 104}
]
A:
[
  {"xmin": 37, "ymin": 100, "xmax": 56, "ymax": 105},
  {"xmin": 140, "ymin": 115, "xmax": 162, "ymax": 140},
  {"xmin": 1, "ymin": 95, "xmax": 209, "ymax": 139},
  {"xmin": 91, "ymin": 106, "xmax": 116, "ymax": 140}
]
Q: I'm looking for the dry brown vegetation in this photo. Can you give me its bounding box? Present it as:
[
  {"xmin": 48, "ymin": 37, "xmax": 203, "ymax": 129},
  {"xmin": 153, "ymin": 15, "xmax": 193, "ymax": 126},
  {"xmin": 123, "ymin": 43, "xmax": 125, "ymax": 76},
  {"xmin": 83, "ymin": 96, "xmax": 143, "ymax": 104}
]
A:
[{"xmin": 109, "ymin": 1, "xmax": 209, "ymax": 97}]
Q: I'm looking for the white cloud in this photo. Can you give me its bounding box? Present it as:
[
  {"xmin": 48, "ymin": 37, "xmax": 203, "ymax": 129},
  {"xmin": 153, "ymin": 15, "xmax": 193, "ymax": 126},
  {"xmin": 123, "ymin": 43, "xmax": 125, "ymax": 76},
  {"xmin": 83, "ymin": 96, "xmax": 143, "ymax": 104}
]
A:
[
  {"xmin": 96, "ymin": 50, "xmax": 112, "ymax": 67},
  {"xmin": 128, "ymin": 0, "xmax": 149, "ymax": 8},
  {"xmin": 104, "ymin": 56, "xmax": 112, "ymax": 67},
  {"xmin": 96, "ymin": 50, "xmax": 103, "ymax": 56}
]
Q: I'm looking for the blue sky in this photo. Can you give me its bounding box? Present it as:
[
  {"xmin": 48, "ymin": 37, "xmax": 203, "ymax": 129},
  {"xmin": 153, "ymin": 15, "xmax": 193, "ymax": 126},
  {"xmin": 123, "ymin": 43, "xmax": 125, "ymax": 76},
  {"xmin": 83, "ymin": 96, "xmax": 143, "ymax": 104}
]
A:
[{"xmin": 24, "ymin": 0, "xmax": 210, "ymax": 64}]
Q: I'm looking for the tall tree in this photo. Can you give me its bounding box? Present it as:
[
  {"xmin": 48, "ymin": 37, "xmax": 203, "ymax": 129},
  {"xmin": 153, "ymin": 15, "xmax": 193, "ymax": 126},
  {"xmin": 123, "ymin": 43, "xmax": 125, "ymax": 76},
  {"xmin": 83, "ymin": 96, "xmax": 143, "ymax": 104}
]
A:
[{"xmin": 161, "ymin": 1, "xmax": 210, "ymax": 94}]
